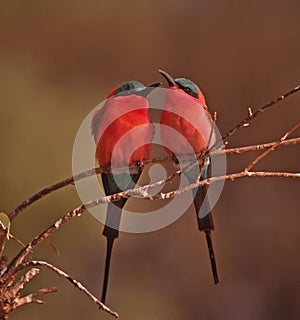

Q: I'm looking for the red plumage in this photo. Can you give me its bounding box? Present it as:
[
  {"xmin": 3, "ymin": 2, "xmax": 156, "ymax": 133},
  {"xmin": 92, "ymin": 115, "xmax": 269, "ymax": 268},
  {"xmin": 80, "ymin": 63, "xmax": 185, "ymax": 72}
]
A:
[{"xmin": 92, "ymin": 94, "xmax": 153, "ymax": 167}]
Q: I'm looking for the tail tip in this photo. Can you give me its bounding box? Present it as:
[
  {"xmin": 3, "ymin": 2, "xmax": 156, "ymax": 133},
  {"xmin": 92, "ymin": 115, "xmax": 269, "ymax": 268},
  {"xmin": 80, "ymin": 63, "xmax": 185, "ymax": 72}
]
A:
[{"xmin": 213, "ymin": 275, "xmax": 220, "ymax": 285}]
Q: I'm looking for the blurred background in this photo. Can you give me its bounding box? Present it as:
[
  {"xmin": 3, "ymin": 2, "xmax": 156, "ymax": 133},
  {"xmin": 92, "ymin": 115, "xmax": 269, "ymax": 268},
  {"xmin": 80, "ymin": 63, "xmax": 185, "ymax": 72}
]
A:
[{"xmin": 1, "ymin": 1, "xmax": 300, "ymax": 319}]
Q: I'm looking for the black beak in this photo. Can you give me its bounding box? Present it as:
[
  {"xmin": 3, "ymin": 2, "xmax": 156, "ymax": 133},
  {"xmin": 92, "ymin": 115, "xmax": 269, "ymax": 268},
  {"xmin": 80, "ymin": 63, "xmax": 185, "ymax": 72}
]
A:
[
  {"xmin": 158, "ymin": 69, "xmax": 177, "ymax": 87},
  {"xmin": 137, "ymin": 84, "xmax": 160, "ymax": 97},
  {"xmin": 148, "ymin": 82, "xmax": 162, "ymax": 88}
]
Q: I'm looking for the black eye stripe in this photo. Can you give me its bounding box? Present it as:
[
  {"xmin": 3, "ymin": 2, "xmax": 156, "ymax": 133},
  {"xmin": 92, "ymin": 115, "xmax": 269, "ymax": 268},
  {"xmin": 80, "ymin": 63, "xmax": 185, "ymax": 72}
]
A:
[
  {"xmin": 175, "ymin": 78, "xmax": 199, "ymax": 99},
  {"xmin": 183, "ymin": 87, "xmax": 198, "ymax": 98}
]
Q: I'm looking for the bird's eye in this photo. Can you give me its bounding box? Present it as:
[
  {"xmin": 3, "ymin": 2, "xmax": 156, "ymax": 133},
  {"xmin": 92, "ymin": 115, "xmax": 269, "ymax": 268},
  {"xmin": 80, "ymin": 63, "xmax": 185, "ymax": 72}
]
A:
[{"xmin": 183, "ymin": 87, "xmax": 198, "ymax": 98}]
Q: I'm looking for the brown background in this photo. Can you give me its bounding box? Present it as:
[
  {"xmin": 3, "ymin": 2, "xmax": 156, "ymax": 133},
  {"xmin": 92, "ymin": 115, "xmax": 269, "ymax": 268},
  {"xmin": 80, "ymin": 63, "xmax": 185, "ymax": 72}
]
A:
[{"xmin": 1, "ymin": 1, "xmax": 300, "ymax": 319}]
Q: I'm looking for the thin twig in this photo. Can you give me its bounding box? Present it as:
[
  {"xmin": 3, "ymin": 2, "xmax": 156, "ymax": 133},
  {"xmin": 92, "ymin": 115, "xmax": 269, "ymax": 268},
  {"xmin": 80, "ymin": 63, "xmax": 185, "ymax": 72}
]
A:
[
  {"xmin": 15, "ymin": 287, "xmax": 58, "ymax": 307},
  {"xmin": 9, "ymin": 234, "xmax": 25, "ymax": 247},
  {"xmin": 215, "ymin": 137, "xmax": 300, "ymax": 155},
  {"xmin": 2, "ymin": 206, "xmax": 86, "ymax": 284},
  {"xmin": 8, "ymin": 169, "xmax": 100, "ymax": 220},
  {"xmin": 10, "ymin": 268, "xmax": 40, "ymax": 296},
  {"xmin": 0, "ymin": 227, "xmax": 9, "ymax": 258},
  {"xmin": 245, "ymin": 122, "xmax": 300, "ymax": 172},
  {"xmin": 221, "ymin": 84, "xmax": 300, "ymax": 141},
  {"xmin": 22, "ymin": 260, "xmax": 119, "ymax": 318},
  {"xmin": 149, "ymin": 171, "xmax": 300, "ymax": 201}
]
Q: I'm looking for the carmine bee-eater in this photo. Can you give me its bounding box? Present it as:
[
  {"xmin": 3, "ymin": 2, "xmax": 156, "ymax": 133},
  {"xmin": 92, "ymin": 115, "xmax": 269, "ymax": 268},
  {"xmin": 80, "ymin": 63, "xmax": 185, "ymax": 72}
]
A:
[
  {"xmin": 91, "ymin": 81, "xmax": 158, "ymax": 303},
  {"xmin": 159, "ymin": 69, "xmax": 219, "ymax": 284}
]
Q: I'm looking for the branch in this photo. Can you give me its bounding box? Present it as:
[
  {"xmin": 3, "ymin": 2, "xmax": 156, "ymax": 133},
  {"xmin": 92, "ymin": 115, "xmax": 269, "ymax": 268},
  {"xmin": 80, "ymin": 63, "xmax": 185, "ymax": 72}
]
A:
[
  {"xmin": 7, "ymin": 169, "xmax": 299, "ymax": 253},
  {"xmin": 22, "ymin": 260, "xmax": 119, "ymax": 318},
  {"xmin": 1, "ymin": 143, "xmax": 298, "ymax": 316},
  {"xmin": 1, "ymin": 215, "xmax": 118, "ymax": 318},
  {"xmin": 146, "ymin": 171, "xmax": 299, "ymax": 201},
  {"xmin": 10, "ymin": 268, "xmax": 40, "ymax": 296},
  {"xmin": 0, "ymin": 266, "xmax": 57, "ymax": 313},
  {"xmin": 8, "ymin": 85, "xmax": 300, "ymax": 221},
  {"xmin": 221, "ymin": 84, "xmax": 300, "ymax": 141},
  {"xmin": 8, "ymin": 135, "xmax": 300, "ymax": 222},
  {"xmin": 244, "ymin": 122, "xmax": 300, "ymax": 172},
  {"xmin": 6, "ymin": 168, "xmax": 299, "ymax": 286},
  {"xmin": 8, "ymin": 169, "xmax": 97, "ymax": 221},
  {"xmin": 5, "ymin": 121, "xmax": 300, "ymax": 283},
  {"xmin": 2, "ymin": 206, "xmax": 86, "ymax": 284},
  {"xmin": 151, "ymin": 122, "xmax": 300, "ymax": 201},
  {"xmin": 15, "ymin": 287, "xmax": 58, "ymax": 307},
  {"xmin": 216, "ymin": 137, "xmax": 300, "ymax": 155}
]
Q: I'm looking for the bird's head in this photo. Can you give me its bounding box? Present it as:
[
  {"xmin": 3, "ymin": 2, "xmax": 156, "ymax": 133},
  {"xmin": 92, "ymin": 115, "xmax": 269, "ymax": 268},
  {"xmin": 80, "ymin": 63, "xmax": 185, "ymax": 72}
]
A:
[
  {"xmin": 173, "ymin": 77, "xmax": 200, "ymax": 99},
  {"xmin": 158, "ymin": 69, "xmax": 207, "ymax": 107}
]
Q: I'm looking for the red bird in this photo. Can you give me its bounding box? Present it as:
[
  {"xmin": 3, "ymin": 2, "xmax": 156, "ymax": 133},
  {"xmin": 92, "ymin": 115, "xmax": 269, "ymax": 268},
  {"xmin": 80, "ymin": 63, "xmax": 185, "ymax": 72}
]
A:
[
  {"xmin": 91, "ymin": 81, "xmax": 155, "ymax": 303},
  {"xmin": 159, "ymin": 69, "xmax": 219, "ymax": 284}
]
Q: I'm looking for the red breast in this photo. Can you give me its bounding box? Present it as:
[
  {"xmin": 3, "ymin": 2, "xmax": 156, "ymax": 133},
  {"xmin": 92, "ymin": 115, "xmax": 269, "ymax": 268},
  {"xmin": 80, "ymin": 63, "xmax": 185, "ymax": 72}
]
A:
[
  {"xmin": 92, "ymin": 94, "xmax": 153, "ymax": 167},
  {"xmin": 161, "ymin": 87, "xmax": 215, "ymax": 156}
]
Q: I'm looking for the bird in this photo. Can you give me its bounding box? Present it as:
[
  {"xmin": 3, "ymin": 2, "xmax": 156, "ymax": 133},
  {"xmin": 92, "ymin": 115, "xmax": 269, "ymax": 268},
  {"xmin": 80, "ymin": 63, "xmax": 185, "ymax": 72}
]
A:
[
  {"xmin": 159, "ymin": 69, "xmax": 219, "ymax": 284},
  {"xmin": 91, "ymin": 80, "xmax": 157, "ymax": 303}
]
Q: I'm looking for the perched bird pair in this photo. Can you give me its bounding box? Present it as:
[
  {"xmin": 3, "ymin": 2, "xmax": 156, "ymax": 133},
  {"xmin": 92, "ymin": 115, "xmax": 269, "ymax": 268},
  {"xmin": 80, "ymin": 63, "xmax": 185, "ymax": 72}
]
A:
[{"xmin": 91, "ymin": 70, "xmax": 218, "ymax": 304}]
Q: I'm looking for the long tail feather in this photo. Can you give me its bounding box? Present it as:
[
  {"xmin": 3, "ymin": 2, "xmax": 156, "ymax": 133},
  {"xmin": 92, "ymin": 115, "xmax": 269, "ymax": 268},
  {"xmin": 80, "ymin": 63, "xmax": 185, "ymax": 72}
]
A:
[
  {"xmin": 204, "ymin": 230, "xmax": 219, "ymax": 284},
  {"xmin": 194, "ymin": 185, "xmax": 219, "ymax": 284},
  {"xmin": 101, "ymin": 203, "xmax": 121, "ymax": 303},
  {"xmin": 100, "ymin": 171, "xmax": 141, "ymax": 302},
  {"xmin": 101, "ymin": 232, "xmax": 115, "ymax": 303}
]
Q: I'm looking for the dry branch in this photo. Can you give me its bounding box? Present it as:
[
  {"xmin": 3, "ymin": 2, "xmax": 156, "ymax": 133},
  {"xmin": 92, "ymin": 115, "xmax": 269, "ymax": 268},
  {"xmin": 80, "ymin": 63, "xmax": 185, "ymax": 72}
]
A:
[
  {"xmin": 22, "ymin": 261, "xmax": 119, "ymax": 318},
  {"xmin": 10, "ymin": 268, "xmax": 39, "ymax": 296},
  {"xmin": 0, "ymin": 266, "xmax": 57, "ymax": 319},
  {"xmin": 2, "ymin": 206, "xmax": 86, "ymax": 284},
  {"xmin": 8, "ymin": 84, "xmax": 300, "ymax": 221},
  {"xmin": 244, "ymin": 122, "xmax": 300, "ymax": 172},
  {"xmin": 221, "ymin": 84, "xmax": 300, "ymax": 141},
  {"xmin": 216, "ymin": 137, "xmax": 300, "ymax": 155},
  {"xmin": 15, "ymin": 287, "xmax": 58, "ymax": 307},
  {"xmin": 8, "ymin": 135, "xmax": 300, "ymax": 221},
  {"xmin": 149, "ymin": 171, "xmax": 300, "ymax": 201},
  {"xmin": 0, "ymin": 206, "xmax": 118, "ymax": 318},
  {"xmin": 1, "ymin": 83, "xmax": 299, "ymax": 320}
]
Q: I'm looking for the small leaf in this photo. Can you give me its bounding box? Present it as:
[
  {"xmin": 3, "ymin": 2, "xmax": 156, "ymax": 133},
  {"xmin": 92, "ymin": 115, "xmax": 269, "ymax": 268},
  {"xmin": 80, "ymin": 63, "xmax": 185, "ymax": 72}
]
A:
[{"xmin": 0, "ymin": 211, "xmax": 10, "ymax": 230}]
